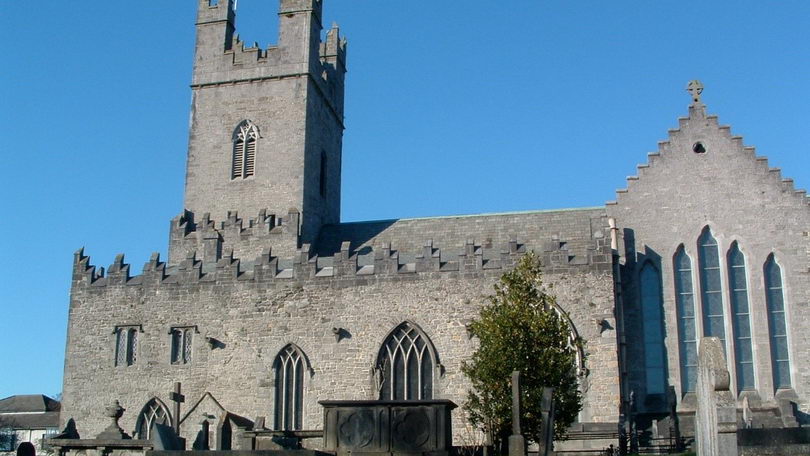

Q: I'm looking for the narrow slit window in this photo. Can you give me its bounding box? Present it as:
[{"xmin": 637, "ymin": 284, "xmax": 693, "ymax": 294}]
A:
[
  {"xmin": 674, "ymin": 246, "xmax": 697, "ymax": 392},
  {"xmin": 765, "ymin": 255, "xmax": 791, "ymax": 389},
  {"xmin": 727, "ymin": 242, "xmax": 755, "ymax": 391},
  {"xmin": 319, "ymin": 150, "xmax": 327, "ymax": 198}
]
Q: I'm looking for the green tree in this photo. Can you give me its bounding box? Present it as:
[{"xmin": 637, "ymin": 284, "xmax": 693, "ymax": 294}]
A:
[{"xmin": 462, "ymin": 252, "xmax": 584, "ymax": 447}]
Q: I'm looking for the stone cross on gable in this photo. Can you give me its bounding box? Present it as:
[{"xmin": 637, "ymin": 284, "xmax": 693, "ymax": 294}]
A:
[
  {"xmin": 170, "ymin": 382, "xmax": 185, "ymax": 433},
  {"xmin": 687, "ymin": 80, "xmax": 704, "ymax": 104}
]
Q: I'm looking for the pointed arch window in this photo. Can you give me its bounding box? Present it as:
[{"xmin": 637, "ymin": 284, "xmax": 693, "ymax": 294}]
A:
[
  {"xmin": 674, "ymin": 246, "xmax": 697, "ymax": 392},
  {"xmin": 765, "ymin": 255, "xmax": 791, "ymax": 389},
  {"xmin": 273, "ymin": 344, "xmax": 307, "ymax": 431},
  {"xmin": 135, "ymin": 398, "xmax": 172, "ymax": 439},
  {"xmin": 114, "ymin": 326, "xmax": 139, "ymax": 367},
  {"xmin": 376, "ymin": 321, "xmax": 438, "ymax": 401},
  {"xmin": 698, "ymin": 228, "xmax": 725, "ymax": 348},
  {"xmin": 639, "ymin": 262, "xmax": 666, "ymax": 394},
  {"xmin": 727, "ymin": 243, "xmax": 755, "ymax": 391},
  {"xmin": 232, "ymin": 121, "xmax": 258, "ymax": 179}
]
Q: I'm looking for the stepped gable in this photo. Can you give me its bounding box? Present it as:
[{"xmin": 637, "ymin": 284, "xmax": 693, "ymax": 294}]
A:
[{"xmin": 607, "ymin": 83, "xmax": 810, "ymax": 211}]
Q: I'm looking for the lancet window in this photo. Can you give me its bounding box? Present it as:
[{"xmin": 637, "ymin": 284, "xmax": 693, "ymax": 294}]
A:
[
  {"xmin": 698, "ymin": 228, "xmax": 725, "ymax": 347},
  {"xmin": 727, "ymin": 242, "xmax": 755, "ymax": 391},
  {"xmin": 376, "ymin": 321, "xmax": 438, "ymax": 401},
  {"xmin": 674, "ymin": 246, "xmax": 697, "ymax": 392},
  {"xmin": 232, "ymin": 120, "xmax": 258, "ymax": 179},
  {"xmin": 640, "ymin": 262, "xmax": 666, "ymax": 394},
  {"xmin": 764, "ymin": 255, "xmax": 791, "ymax": 389},
  {"xmin": 273, "ymin": 344, "xmax": 307, "ymax": 431}
]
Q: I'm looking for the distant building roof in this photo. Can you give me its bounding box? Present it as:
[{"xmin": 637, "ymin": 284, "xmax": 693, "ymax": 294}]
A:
[{"xmin": 0, "ymin": 395, "xmax": 60, "ymax": 430}]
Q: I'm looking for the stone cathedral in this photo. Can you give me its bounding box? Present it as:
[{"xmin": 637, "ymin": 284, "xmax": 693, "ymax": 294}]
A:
[{"xmin": 61, "ymin": 0, "xmax": 810, "ymax": 453}]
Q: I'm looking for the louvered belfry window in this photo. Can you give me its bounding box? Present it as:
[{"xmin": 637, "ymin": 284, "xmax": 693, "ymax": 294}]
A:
[{"xmin": 232, "ymin": 121, "xmax": 258, "ymax": 179}]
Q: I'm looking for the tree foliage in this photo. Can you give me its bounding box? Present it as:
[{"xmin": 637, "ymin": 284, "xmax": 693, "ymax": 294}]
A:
[{"xmin": 462, "ymin": 252, "xmax": 584, "ymax": 445}]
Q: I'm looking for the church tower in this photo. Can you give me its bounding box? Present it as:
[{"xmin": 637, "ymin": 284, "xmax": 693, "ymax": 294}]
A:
[{"xmin": 183, "ymin": 0, "xmax": 347, "ymax": 251}]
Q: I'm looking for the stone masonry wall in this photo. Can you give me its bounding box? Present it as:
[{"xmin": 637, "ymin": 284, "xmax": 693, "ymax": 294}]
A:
[
  {"xmin": 607, "ymin": 102, "xmax": 810, "ymax": 414},
  {"xmin": 61, "ymin": 253, "xmax": 618, "ymax": 445}
]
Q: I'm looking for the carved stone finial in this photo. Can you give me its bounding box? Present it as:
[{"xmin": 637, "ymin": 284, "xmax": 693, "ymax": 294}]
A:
[
  {"xmin": 687, "ymin": 80, "xmax": 704, "ymax": 104},
  {"xmin": 96, "ymin": 400, "xmax": 131, "ymax": 440}
]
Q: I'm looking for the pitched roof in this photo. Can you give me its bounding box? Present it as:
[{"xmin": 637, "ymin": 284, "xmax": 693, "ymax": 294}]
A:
[
  {"xmin": 0, "ymin": 395, "xmax": 60, "ymax": 430},
  {"xmin": 314, "ymin": 206, "xmax": 607, "ymax": 265},
  {"xmin": 0, "ymin": 395, "xmax": 60, "ymax": 414}
]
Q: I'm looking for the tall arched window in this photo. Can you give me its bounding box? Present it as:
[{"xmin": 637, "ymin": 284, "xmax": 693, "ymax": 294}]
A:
[
  {"xmin": 764, "ymin": 255, "xmax": 791, "ymax": 389},
  {"xmin": 376, "ymin": 321, "xmax": 438, "ymax": 400},
  {"xmin": 273, "ymin": 344, "xmax": 307, "ymax": 431},
  {"xmin": 135, "ymin": 398, "xmax": 172, "ymax": 439},
  {"xmin": 698, "ymin": 228, "xmax": 725, "ymax": 348},
  {"xmin": 674, "ymin": 246, "xmax": 697, "ymax": 392},
  {"xmin": 727, "ymin": 242, "xmax": 755, "ymax": 391},
  {"xmin": 232, "ymin": 120, "xmax": 258, "ymax": 179},
  {"xmin": 639, "ymin": 262, "xmax": 666, "ymax": 394}
]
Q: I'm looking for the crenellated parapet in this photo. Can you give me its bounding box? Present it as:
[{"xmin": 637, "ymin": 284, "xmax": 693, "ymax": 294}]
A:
[
  {"xmin": 168, "ymin": 208, "xmax": 301, "ymax": 265},
  {"xmin": 73, "ymin": 233, "xmax": 613, "ymax": 290},
  {"xmin": 192, "ymin": 0, "xmax": 347, "ymax": 119}
]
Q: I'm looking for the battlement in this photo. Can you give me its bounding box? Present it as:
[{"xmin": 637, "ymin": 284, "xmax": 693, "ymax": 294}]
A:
[
  {"xmin": 168, "ymin": 208, "xmax": 302, "ymax": 265},
  {"xmin": 192, "ymin": 0, "xmax": 347, "ymax": 103},
  {"xmin": 73, "ymin": 232, "xmax": 613, "ymax": 290}
]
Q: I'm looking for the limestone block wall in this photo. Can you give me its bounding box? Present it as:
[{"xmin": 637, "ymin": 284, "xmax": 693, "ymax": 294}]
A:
[
  {"xmin": 607, "ymin": 103, "xmax": 810, "ymax": 413},
  {"xmin": 61, "ymin": 250, "xmax": 618, "ymax": 445}
]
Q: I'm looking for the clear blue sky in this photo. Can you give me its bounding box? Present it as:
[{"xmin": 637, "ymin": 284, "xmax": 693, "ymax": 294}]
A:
[{"xmin": 1, "ymin": 1, "xmax": 809, "ymax": 399}]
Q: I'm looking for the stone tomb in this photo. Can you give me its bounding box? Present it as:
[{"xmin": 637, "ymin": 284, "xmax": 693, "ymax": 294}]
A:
[{"xmin": 321, "ymin": 400, "xmax": 456, "ymax": 456}]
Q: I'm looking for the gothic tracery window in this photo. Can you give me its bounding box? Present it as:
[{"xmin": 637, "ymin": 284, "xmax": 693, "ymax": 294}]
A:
[
  {"xmin": 115, "ymin": 326, "xmax": 139, "ymax": 367},
  {"xmin": 376, "ymin": 321, "xmax": 438, "ymax": 401},
  {"xmin": 232, "ymin": 120, "xmax": 258, "ymax": 179},
  {"xmin": 765, "ymin": 255, "xmax": 791, "ymax": 389},
  {"xmin": 273, "ymin": 344, "xmax": 307, "ymax": 431},
  {"xmin": 135, "ymin": 398, "xmax": 172, "ymax": 439}
]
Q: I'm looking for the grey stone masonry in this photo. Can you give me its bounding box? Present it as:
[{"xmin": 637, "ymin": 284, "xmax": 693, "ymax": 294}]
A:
[
  {"xmin": 185, "ymin": 0, "xmax": 346, "ymax": 247},
  {"xmin": 607, "ymin": 99, "xmax": 810, "ymax": 416},
  {"xmin": 62, "ymin": 222, "xmax": 619, "ymax": 446}
]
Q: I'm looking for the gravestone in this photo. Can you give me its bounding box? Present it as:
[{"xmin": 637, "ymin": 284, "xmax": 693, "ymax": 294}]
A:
[
  {"xmin": 695, "ymin": 337, "xmax": 738, "ymax": 456},
  {"xmin": 538, "ymin": 387, "xmax": 555, "ymax": 456},
  {"xmin": 508, "ymin": 371, "xmax": 525, "ymax": 456}
]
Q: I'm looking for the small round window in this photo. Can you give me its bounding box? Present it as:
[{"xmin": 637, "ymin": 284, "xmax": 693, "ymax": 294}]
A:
[{"xmin": 693, "ymin": 142, "xmax": 706, "ymax": 154}]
